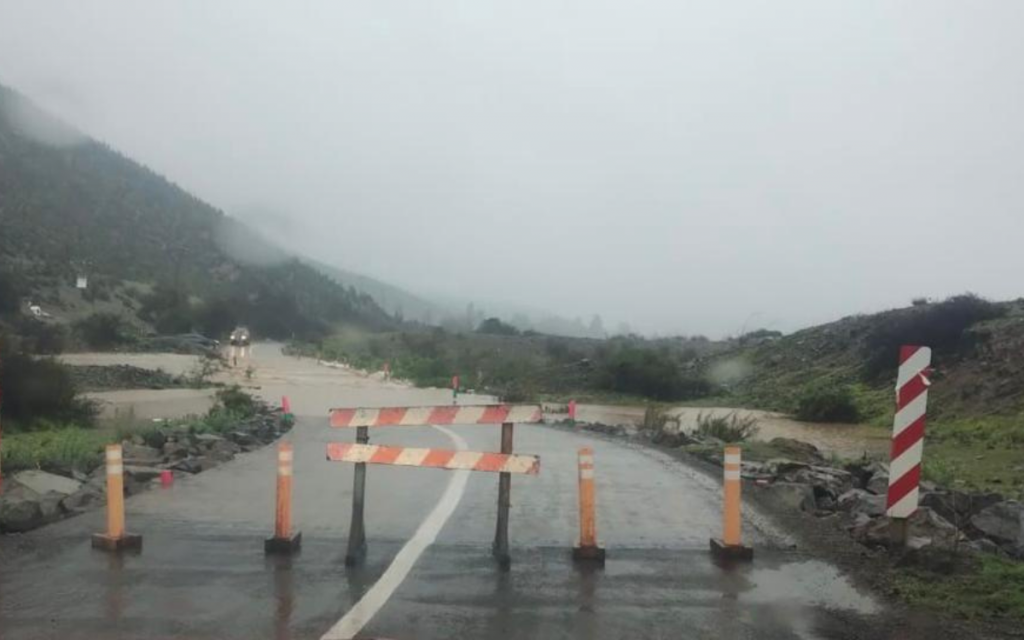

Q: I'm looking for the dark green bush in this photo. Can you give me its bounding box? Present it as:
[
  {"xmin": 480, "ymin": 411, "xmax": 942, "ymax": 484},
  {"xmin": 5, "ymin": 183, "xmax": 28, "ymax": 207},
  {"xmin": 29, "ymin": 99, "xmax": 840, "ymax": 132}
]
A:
[
  {"xmin": 595, "ymin": 346, "xmax": 713, "ymax": 401},
  {"xmin": 74, "ymin": 312, "xmax": 132, "ymax": 349},
  {"xmin": 0, "ymin": 350, "xmax": 97, "ymax": 428},
  {"xmin": 863, "ymin": 294, "xmax": 1005, "ymax": 378},
  {"xmin": 794, "ymin": 383, "xmax": 860, "ymax": 423},
  {"xmin": 213, "ymin": 385, "xmax": 258, "ymax": 418}
]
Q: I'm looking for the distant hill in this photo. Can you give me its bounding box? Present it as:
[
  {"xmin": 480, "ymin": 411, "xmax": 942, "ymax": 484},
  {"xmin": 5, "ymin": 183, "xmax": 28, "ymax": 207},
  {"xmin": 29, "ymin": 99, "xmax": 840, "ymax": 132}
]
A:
[
  {"xmin": 0, "ymin": 83, "xmax": 395, "ymax": 344},
  {"xmin": 707, "ymin": 295, "xmax": 1024, "ymax": 424}
]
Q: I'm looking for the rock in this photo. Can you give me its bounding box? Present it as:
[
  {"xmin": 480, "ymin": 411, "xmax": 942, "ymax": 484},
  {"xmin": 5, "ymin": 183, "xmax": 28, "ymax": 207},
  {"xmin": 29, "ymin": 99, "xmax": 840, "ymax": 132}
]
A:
[
  {"xmin": 837, "ymin": 489, "xmax": 887, "ymax": 518},
  {"xmin": 815, "ymin": 495, "xmax": 837, "ymax": 512},
  {"xmin": 760, "ymin": 482, "xmax": 816, "ymax": 512},
  {"xmin": 123, "ymin": 465, "xmax": 163, "ymax": 483},
  {"xmin": 193, "ymin": 433, "xmax": 226, "ymax": 445},
  {"xmin": 740, "ymin": 462, "xmax": 774, "ymax": 481},
  {"xmin": 967, "ymin": 537, "xmax": 1003, "ymax": 556},
  {"xmin": 162, "ymin": 441, "xmax": 191, "ymax": 460},
  {"xmin": 920, "ymin": 491, "xmax": 1003, "ymax": 527},
  {"xmin": 767, "ymin": 438, "xmax": 824, "ymax": 464},
  {"xmin": 850, "ymin": 507, "xmax": 960, "ymax": 549},
  {"xmin": 71, "ymin": 469, "xmax": 89, "ymax": 483},
  {"xmin": 38, "ymin": 491, "xmax": 67, "ymax": 521},
  {"xmin": 122, "ymin": 443, "xmax": 162, "ymax": 464},
  {"xmin": 11, "ymin": 470, "xmax": 81, "ymax": 497},
  {"xmin": 0, "ymin": 495, "xmax": 45, "ymax": 532},
  {"xmin": 227, "ymin": 431, "xmax": 257, "ymax": 447},
  {"xmin": 765, "ymin": 459, "xmax": 811, "ymax": 476},
  {"xmin": 970, "ymin": 501, "xmax": 1023, "ymax": 547},
  {"xmin": 866, "ymin": 473, "xmax": 889, "ymax": 496},
  {"xmin": 61, "ymin": 485, "xmax": 105, "ymax": 512},
  {"xmin": 783, "ymin": 466, "xmax": 854, "ymax": 497},
  {"xmin": 171, "ymin": 456, "xmax": 213, "ymax": 474}
]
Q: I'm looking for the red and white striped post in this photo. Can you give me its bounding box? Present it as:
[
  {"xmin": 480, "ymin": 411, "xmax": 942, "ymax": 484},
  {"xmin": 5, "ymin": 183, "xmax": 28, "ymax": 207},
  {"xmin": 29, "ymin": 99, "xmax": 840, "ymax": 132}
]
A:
[{"xmin": 887, "ymin": 345, "xmax": 932, "ymax": 547}]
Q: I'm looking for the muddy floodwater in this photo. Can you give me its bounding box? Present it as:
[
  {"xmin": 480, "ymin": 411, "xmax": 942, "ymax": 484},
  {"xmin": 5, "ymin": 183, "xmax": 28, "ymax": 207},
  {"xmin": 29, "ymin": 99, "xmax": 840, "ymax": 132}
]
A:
[
  {"xmin": 67, "ymin": 347, "xmax": 888, "ymax": 458},
  {"xmin": 567, "ymin": 404, "xmax": 890, "ymax": 458}
]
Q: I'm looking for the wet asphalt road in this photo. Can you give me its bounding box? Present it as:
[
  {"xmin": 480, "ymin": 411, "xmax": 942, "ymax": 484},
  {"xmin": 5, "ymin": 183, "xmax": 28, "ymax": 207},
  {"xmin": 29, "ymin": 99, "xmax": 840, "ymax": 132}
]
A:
[{"xmin": 0, "ymin": 347, "xmax": 888, "ymax": 639}]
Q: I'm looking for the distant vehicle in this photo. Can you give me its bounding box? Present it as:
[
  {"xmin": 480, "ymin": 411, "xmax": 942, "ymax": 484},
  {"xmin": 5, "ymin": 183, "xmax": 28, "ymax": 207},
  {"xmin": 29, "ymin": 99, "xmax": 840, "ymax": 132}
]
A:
[{"xmin": 229, "ymin": 326, "xmax": 251, "ymax": 347}]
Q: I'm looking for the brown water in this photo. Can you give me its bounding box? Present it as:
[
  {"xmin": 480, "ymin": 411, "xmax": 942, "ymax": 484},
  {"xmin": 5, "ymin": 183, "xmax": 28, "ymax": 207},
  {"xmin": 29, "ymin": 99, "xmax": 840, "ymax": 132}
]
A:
[{"xmin": 561, "ymin": 404, "xmax": 889, "ymax": 458}]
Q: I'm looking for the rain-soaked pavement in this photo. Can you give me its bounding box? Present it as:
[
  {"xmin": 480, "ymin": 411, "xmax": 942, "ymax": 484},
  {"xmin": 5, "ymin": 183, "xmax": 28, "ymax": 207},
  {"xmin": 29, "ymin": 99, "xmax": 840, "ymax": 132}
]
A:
[{"xmin": 0, "ymin": 346, "xmax": 895, "ymax": 639}]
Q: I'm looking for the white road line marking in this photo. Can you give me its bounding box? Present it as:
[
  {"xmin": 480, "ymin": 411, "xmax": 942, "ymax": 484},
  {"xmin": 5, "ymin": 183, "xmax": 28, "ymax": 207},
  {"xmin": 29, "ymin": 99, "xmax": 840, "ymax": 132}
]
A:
[{"xmin": 320, "ymin": 424, "xmax": 470, "ymax": 640}]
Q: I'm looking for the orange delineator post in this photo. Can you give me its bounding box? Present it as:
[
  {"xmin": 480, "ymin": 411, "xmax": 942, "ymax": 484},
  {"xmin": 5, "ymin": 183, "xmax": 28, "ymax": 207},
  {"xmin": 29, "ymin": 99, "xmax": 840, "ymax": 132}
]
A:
[
  {"xmin": 710, "ymin": 446, "xmax": 752, "ymax": 562},
  {"xmin": 265, "ymin": 442, "xmax": 301, "ymax": 554},
  {"xmin": 573, "ymin": 447, "xmax": 605, "ymax": 563},
  {"xmin": 92, "ymin": 444, "xmax": 142, "ymax": 552}
]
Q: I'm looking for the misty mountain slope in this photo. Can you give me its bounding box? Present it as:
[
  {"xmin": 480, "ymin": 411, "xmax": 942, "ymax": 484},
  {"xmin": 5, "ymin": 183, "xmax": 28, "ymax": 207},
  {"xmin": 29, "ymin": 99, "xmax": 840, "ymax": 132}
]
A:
[
  {"xmin": 710, "ymin": 296, "xmax": 1024, "ymax": 423},
  {"xmin": 306, "ymin": 258, "xmax": 446, "ymax": 324},
  {"xmin": 0, "ymin": 84, "xmax": 394, "ymax": 339}
]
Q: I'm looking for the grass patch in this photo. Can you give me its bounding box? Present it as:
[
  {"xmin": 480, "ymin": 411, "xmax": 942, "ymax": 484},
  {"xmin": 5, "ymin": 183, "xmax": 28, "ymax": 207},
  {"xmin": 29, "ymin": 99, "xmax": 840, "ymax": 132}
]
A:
[
  {"xmin": 1, "ymin": 428, "xmax": 109, "ymax": 475},
  {"xmin": 694, "ymin": 412, "xmax": 759, "ymax": 442},
  {"xmin": 894, "ymin": 555, "xmax": 1024, "ymax": 621}
]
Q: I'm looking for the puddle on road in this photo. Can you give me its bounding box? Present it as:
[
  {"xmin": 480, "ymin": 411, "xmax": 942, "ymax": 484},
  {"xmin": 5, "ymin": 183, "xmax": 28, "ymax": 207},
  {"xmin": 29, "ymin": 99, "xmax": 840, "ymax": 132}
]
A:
[{"xmin": 737, "ymin": 559, "xmax": 880, "ymax": 615}]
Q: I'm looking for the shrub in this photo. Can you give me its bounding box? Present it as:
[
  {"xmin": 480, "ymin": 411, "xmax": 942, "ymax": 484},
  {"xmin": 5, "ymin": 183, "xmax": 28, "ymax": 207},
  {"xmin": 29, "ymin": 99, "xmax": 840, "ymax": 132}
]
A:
[
  {"xmin": 14, "ymin": 316, "xmax": 68, "ymax": 354},
  {"xmin": 74, "ymin": 312, "xmax": 132, "ymax": 349},
  {"xmin": 0, "ymin": 350, "xmax": 97, "ymax": 428},
  {"xmin": 694, "ymin": 412, "xmax": 759, "ymax": 442},
  {"xmin": 596, "ymin": 346, "xmax": 713, "ymax": 401},
  {"xmin": 794, "ymin": 383, "xmax": 861, "ymax": 423},
  {"xmin": 642, "ymin": 405, "xmax": 679, "ymax": 431},
  {"xmin": 863, "ymin": 294, "xmax": 1005, "ymax": 378},
  {"xmin": 213, "ymin": 385, "xmax": 258, "ymax": 418}
]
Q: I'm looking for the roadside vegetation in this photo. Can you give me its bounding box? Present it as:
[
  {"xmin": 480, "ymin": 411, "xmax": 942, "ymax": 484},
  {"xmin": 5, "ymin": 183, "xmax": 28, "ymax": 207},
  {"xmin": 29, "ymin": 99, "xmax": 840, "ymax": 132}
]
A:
[
  {"xmin": 894, "ymin": 555, "xmax": 1024, "ymax": 621},
  {"xmin": 292, "ymin": 323, "xmax": 722, "ymax": 403},
  {"xmin": 0, "ymin": 384, "xmax": 262, "ymax": 477}
]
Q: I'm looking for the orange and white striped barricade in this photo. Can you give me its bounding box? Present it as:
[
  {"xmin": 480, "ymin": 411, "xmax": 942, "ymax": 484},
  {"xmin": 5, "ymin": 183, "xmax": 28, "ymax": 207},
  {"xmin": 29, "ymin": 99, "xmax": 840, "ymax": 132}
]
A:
[
  {"xmin": 265, "ymin": 442, "xmax": 301, "ymax": 554},
  {"xmin": 92, "ymin": 444, "xmax": 143, "ymax": 552},
  {"xmin": 887, "ymin": 345, "xmax": 932, "ymax": 548},
  {"xmin": 710, "ymin": 446, "xmax": 753, "ymax": 562},
  {"xmin": 572, "ymin": 447, "xmax": 605, "ymax": 564},
  {"xmin": 328, "ymin": 404, "xmax": 542, "ymax": 567}
]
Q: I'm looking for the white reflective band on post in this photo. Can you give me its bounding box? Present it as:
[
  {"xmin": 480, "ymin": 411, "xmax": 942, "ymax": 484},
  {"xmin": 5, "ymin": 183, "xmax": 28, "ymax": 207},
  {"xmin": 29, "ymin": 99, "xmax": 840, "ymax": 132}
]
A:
[
  {"xmin": 279, "ymin": 466, "xmax": 293, "ymax": 477},
  {"xmin": 279, "ymin": 451, "xmax": 293, "ymax": 461},
  {"xmin": 107, "ymin": 464, "xmax": 124, "ymax": 475},
  {"xmin": 580, "ymin": 468, "xmax": 594, "ymax": 480},
  {"xmin": 724, "ymin": 469, "xmax": 741, "ymax": 480},
  {"xmin": 579, "ymin": 454, "xmax": 594, "ymax": 465},
  {"xmin": 724, "ymin": 453, "xmax": 741, "ymax": 464},
  {"xmin": 107, "ymin": 450, "xmax": 122, "ymax": 461}
]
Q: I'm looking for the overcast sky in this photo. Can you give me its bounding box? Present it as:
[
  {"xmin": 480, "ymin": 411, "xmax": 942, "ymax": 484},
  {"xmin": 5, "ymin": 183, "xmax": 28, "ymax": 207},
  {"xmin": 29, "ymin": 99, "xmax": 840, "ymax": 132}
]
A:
[{"xmin": 1, "ymin": 1, "xmax": 1022, "ymax": 336}]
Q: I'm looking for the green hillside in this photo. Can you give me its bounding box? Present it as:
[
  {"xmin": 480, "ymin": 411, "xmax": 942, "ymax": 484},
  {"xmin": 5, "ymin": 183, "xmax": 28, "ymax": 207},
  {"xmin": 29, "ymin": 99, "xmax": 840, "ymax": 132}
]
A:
[{"xmin": 0, "ymin": 83, "xmax": 395, "ymax": 344}]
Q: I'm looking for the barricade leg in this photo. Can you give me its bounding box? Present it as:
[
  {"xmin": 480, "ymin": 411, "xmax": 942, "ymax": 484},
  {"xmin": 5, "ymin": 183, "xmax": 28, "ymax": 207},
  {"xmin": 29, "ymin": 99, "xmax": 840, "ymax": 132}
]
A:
[
  {"xmin": 266, "ymin": 442, "xmax": 301, "ymax": 554},
  {"xmin": 92, "ymin": 444, "xmax": 142, "ymax": 552},
  {"xmin": 573, "ymin": 447, "xmax": 605, "ymax": 564},
  {"xmin": 492, "ymin": 421, "xmax": 513, "ymax": 567},
  {"xmin": 709, "ymin": 446, "xmax": 752, "ymax": 562},
  {"xmin": 345, "ymin": 426, "xmax": 369, "ymax": 566}
]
